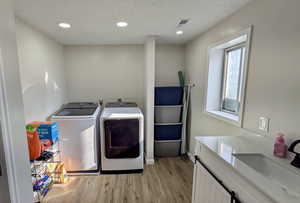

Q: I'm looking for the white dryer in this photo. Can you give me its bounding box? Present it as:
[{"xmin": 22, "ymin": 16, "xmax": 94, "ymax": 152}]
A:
[{"xmin": 100, "ymin": 102, "xmax": 144, "ymax": 173}]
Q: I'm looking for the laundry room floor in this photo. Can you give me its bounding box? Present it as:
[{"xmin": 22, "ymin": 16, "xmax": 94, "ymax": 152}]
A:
[{"xmin": 43, "ymin": 157, "xmax": 193, "ymax": 203}]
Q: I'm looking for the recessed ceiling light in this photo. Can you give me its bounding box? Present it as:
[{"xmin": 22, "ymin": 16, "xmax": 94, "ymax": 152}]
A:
[
  {"xmin": 59, "ymin": 23, "xmax": 71, "ymax": 29},
  {"xmin": 116, "ymin": 21, "xmax": 128, "ymax": 27},
  {"xmin": 176, "ymin": 30, "xmax": 183, "ymax": 35}
]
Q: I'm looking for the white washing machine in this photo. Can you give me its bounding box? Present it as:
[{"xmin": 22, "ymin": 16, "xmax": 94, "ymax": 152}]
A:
[
  {"xmin": 100, "ymin": 102, "xmax": 144, "ymax": 173},
  {"xmin": 52, "ymin": 102, "xmax": 100, "ymax": 174}
]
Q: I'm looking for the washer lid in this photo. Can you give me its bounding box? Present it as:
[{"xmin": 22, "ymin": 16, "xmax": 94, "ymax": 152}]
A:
[
  {"xmin": 63, "ymin": 102, "xmax": 98, "ymax": 109},
  {"xmin": 55, "ymin": 108, "xmax": 97, "ymax": 116}
]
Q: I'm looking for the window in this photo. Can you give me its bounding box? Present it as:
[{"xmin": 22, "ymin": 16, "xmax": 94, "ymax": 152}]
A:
[
  {"xmin": 221, "ymin": 44, "xmax": 246, "ymax": 114},
  {"xmin": 205, "ymin": 27, "xmax": 252, "ymax": 127}
]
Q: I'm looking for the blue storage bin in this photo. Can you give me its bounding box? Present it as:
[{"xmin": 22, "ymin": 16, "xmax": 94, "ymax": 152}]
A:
[
  {"xmin": 154, "ymin": 124, "xmax": 182, "ymax": 140},
  {"xmin": 37, "ymin": 122, "xmax": 59, "ymax": 144},
  {"xmin": 155, "ymin": 87, "xmax": 183, "ymax": 105}
]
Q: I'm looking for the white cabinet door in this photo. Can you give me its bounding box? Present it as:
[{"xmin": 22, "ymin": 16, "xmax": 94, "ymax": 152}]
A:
[{"xmin": 192, "ymin": 161, "xmax": 232, "ymax": 203}]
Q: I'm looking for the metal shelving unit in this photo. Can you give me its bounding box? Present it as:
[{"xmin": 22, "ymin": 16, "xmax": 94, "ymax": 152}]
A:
[{"xmin": 31, "ymin": 140, "xmax": 62, "ymax": 203}]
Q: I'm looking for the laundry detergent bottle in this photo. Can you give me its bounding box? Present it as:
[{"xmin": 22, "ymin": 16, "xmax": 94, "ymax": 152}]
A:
[{"xmin": 273, "ymin": 133, "xmax": 287, "ymax": 158}]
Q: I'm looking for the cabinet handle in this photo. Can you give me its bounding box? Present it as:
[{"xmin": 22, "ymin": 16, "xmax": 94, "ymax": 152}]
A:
[
  {"xmin": 0, "ymin": 163, "xmax": 2, "ymax": 176},
  {"xmin": 195, "ymin": 156, "xmax": 241, "ymax": 203}
]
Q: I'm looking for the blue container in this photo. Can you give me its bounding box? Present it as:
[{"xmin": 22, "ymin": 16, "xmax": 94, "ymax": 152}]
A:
[
  {"xmin": 37, "ymin": 122, "xmax": 59, "ymax": 144},
  {"xmin": 154, "ymin": 124, "xmax": 182, "ymax": 140},
  {"xmin": 155, "ymin": 87, "xmax": 183, "ymax": 105}
]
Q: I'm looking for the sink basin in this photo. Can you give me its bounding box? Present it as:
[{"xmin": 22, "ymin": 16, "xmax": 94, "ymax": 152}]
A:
[{"xmin": 233, "ymin": 153, "xmax": 300, "ymax": 193}]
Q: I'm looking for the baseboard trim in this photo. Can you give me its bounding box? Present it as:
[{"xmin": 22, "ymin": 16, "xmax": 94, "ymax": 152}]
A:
[
  {"xmin": 145, "ymin": 157, "xmax": 155, "ymax": 165},
  {"xmin": 187, "ymin": 152, "xmax": 195, "ymax": 163}
]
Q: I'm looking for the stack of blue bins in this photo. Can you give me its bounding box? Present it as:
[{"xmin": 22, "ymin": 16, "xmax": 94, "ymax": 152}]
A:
[{"xmin": 154, "ymin": 87, "xmax": 183, "ymax": 157}]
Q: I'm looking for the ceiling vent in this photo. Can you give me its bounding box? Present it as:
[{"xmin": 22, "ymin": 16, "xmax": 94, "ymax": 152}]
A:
[{"xmin": 177, "ymin": 19, "xmax": 189, "ymax": 27}]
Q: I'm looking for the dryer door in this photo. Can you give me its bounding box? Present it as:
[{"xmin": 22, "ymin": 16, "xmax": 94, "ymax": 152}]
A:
[{"xmin": 104, "ymin": 119, "xmax": 139, "ymax": 158}]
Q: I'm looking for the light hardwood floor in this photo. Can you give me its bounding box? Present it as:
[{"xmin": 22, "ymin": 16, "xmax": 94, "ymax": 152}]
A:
[{"xmin": 43, "ymin": 157, "xmax": 194, "ymax": 203}]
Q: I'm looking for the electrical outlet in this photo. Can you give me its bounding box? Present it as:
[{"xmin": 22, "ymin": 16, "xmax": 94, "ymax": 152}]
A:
[{"xmin": 259, "ymin": 117, "xmax": 269, "ymax": 132}]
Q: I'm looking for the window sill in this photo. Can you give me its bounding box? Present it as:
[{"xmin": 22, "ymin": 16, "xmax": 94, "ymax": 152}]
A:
[{"xmin": 205, "ymin": 110, "xmax": 241, "ymax": 127}]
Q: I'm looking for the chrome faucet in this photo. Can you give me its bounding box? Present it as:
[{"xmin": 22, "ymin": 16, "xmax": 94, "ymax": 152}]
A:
[{"xmin": 288, "ymin": 140, "xmax": 300, "ymax": 168}]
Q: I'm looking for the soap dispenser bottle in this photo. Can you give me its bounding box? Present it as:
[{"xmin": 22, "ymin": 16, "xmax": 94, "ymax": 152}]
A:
[{"xmin": 273, "ymin": 133, "xmax": 287, "ymax": 158}]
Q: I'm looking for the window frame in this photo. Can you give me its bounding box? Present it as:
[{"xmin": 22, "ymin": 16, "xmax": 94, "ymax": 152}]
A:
[
  {"xmin": 221, "ymin": 43, "xmax": 246, "ymax": 115},
  {"xmin": 204, "ymin": 26, "xmax": 252, "ymax": 127}
]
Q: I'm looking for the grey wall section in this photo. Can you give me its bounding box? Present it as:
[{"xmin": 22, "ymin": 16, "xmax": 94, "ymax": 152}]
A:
[
  {"xmin": 16, "ymin": 19, "xmax": 68, "ymax": 123},
  {"xmin": 155, "ymin": 45, "xmax": 185, "ymax": 86},
  {"xmin": 64, "ymin": 45, "xmax": 144, "ymax": 108},
  {"xmin": 0, "ymin": 0, "xmax": 33, "ymax": 202},
  {"xmin": 185, "ymin": 0, "xmax": 300, "ymax": 153}
]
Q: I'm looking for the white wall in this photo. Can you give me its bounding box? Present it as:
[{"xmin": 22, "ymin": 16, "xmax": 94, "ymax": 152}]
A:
[
  {"xmin": 155, "ymin": 45, "xmax": 185, "ymax": 86},
  {"xmin": 64, "ymin": 45, "xmax": 144, "ymax": 108},
  {"xmin": 185, "ymin": 0, "xmax": 300, "ymax": 153},
  {"xmin": 16, "ymin": 19, "xmax": 68, "ymax": 123},
  {"xmin": 0, "ymin": 0, "xmax": 33, "ymax": 202}
]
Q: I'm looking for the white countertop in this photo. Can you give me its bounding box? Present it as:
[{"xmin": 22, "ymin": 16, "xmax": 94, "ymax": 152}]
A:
[{"xmin": 195, "ymin": 135, "xmax": 300, "ymax": 203}]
